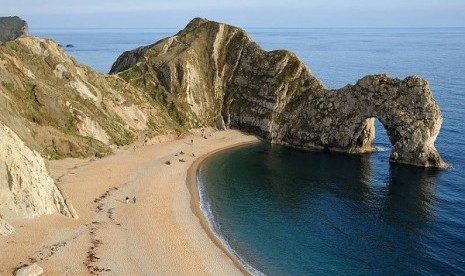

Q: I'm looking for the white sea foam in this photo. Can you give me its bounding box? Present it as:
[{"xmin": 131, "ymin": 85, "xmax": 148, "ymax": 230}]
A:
[
  {"xmin": 197, "ymin": 169, "xmax": 266, "ymax": 276},
  {"xmin": 373, "ymin": 144, "xmax": 390, "ymax": 152}
]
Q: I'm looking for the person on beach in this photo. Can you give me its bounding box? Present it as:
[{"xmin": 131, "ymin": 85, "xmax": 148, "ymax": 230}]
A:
[
  {"xmin": 191, "ymin": 139, "xmax": 194, "ymax": 144},
  {"xmin": 125, "ymin": 196, "xmax": 129, "ymax": 204},
  {"xmin": 133, "ymin": 196, "xmax": 136, "ymax": 204},
  {"xmin": 133, "ymin": 146, "xmax": 136, "ymax": 152}
]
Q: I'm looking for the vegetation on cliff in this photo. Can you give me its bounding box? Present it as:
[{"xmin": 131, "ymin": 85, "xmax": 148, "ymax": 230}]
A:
[{"xmin": 0, "ymin": 36, "xmax": 186, "ymax": 160}]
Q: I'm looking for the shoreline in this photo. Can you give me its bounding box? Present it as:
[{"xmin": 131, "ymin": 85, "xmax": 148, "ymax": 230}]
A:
[
  {"xmin": 0, "ymin": 130, "xmax": 259, "ymax": 275},
  {"xmin": 186, "ymin": 142, "xmax": 260, "ymax": 276}
]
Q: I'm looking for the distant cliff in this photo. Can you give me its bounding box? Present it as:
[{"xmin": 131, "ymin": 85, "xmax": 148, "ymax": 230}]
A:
[
  {"xmin": 111, "ymin": 18, "xmax": 446, "ymax": 168},
  {"xmin": 0, "ymin": 16, "xmax": 28, "ymax": 42}
]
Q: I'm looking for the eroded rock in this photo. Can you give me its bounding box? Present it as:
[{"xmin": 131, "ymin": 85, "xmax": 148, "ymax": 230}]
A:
[
  {"xmin": 111, "ymin": 18, "xmax": 447, "ymax": 168},
  {"xmin": 0, "ymin": 122, "xmax": 77, "ymax": 220}
]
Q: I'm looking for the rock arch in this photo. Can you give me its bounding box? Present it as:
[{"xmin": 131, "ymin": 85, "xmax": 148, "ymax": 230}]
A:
[{"xmin": 276, "ymin": 74, "xmax": 446, "ymax": 168}]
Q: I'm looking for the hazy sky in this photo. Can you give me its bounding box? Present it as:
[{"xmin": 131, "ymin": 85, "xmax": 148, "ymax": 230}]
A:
[{"xmin": 2, "ymin": 0, "xmax": 465, "ymax": 28}]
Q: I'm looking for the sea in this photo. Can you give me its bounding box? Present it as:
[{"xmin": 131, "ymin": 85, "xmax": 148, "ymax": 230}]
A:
[{"xmin": 31, "ymin": 27, "xmax": 465, "ymax": 275}]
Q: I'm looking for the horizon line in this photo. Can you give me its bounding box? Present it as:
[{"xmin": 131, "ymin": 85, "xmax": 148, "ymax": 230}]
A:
[{"xmin": 29, "ymin": 26, "xmax": 465, "ymax": 30}]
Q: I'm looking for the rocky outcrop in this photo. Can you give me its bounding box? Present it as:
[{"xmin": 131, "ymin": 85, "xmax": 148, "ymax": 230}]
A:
[
  {"xmin": 111, "ymin": 18, "xmax": 446, "ymax": 168},
  {"xmin": 0, "ymin": 16, "xmax": 28, "ymax": 42},
  {"xmin": 0, "ymin": 122, "xmax": 77, "ymax": 229}
]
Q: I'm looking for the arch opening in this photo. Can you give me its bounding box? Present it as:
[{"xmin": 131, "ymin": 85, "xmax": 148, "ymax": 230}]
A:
[{"xmin": 371, "ymin": 118, "xmax": 392, "ymax": 153}]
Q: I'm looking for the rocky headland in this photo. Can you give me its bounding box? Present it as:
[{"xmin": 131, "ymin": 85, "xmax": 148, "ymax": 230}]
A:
[
  {"xmin": 111, "ymin": 17, "xmax": 447, "ymax": 168},
  {"xmin": 0, "ymin": 17, "xmax": 447, "ymax": 234},
  {"xmin": 0, "ymin": 16, "xmax": 28, "ymax": 42}
]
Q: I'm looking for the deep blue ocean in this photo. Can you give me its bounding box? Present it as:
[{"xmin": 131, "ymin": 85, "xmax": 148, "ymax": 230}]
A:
[{"xmin": 32, "ymin": 27, "xmax": 465, "ymax": 275}]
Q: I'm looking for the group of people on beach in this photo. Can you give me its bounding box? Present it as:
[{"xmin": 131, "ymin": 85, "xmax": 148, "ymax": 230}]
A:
[
  {"xmin": 200, "ymin": 129, "xmax": 210, "ymax": 139},
  {"xmin": 125, "ymin": 196, "xmax": 136, "ymax": 204},
  {"xmin": 163, "ymin": 130, "xmax": 212, "ymax": 165}
]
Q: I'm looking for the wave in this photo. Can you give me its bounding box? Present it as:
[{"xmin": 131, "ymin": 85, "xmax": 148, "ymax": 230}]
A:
[
  {"xmin": 373, "ymin": 144, "xmax": 390, "ymax": 152},
  {"xmin": 197, "ymin": 169, "xmax": 265, "ymax": 276}
]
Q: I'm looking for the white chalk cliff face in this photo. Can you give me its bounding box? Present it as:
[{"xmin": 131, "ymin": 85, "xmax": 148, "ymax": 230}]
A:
[
  {"xmin": 0, "ymin": 122, "xmax": 76, "ymax": 234},
  {"xmin": 111, "ymin": 18, "xmax": 447, "ymax": 168}
]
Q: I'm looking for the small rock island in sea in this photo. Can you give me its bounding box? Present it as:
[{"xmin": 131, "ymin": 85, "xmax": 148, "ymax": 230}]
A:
[
  {"xmin": 0, "ymin": 16, "xmax": 447, "ymax": 234},
  {"xmin": 111, "ymin": 17, "xmax": 447, "ymax": 168}
]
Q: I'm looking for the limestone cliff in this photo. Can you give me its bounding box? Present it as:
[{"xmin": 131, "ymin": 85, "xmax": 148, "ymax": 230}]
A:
[
  {"xmin": 111, "ymin": 18, "xmax": 446, "ymax": 168},
  {"xmin": 0, "ymin": 122, "xmax": 77, "ymax": 235},
  {"xmin": 0, "ymin": 35, "xmax": 185, "ymax": 159},
  {"xmin": 0, "ymin": 16, "xmax": 28, "ymax": 42},
  {"xmin": 111, "ymin": 18, "xmax": 249, "ymax": 127}
]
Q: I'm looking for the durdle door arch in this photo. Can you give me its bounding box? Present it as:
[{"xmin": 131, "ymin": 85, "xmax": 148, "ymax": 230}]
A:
[
  {"xmin": 350, "ymin": 75, "xmax": 446, "ymax": 168},
  {"xmin": 278, "ymin": 74, "xmax": 447, "ymax": 168}
]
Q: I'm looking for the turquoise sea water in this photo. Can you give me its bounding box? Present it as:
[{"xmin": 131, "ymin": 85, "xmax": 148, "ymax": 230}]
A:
[{"xmin": 32, "ymin": 27, "xmax": 465, "ymax": 275}]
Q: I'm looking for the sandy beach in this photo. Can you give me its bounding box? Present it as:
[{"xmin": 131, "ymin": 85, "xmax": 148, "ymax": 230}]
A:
[{"xmin": 0, "ymin": 130, "xmax": 259, "ymax": 275}]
